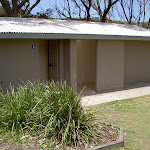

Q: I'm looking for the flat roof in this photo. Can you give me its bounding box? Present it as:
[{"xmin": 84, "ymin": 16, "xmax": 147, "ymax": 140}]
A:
[{"xmin": 0, "ymin": 17, "xmax": 150, "ymax": 40}]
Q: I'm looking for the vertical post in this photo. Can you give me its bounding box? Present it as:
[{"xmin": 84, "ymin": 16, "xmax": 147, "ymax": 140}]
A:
[
  {"xmin": 70, "ymin": 40, "xmax": 77, "ymax": 89},
  {"xmin": 47, "ymin": 40, "xmax": 49, "ymax": 80}
]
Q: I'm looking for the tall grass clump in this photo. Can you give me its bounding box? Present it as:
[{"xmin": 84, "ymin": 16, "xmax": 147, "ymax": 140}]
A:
[{"xmin": 0, "ymin": 81, "xmax": 100, "ymax": 149}]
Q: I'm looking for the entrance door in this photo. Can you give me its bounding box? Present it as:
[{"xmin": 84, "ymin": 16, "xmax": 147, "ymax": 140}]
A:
[{"xmin": 48, "ymin": 40, "xmax": 58, "ymax": 81}]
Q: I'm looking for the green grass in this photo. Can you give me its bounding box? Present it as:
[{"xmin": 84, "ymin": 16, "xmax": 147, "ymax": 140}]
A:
[
  {"xmin": 87, "ymin": 95, "xmax": 150, "ymax": 150},
  {"xmin": 0, "ymin": 81, "xmax": 101, "ymax": 149}
]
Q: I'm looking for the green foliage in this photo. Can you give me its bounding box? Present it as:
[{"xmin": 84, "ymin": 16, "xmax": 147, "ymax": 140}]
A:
[
  {"xmin": 37, "ymin": 8, "xmax": 53, "ymax": 19},
  {"xmin": 0, "ymin": 81, "xmax": 99, "ymax": 149},
  {"xmin": 0, "ymin": 6, "xmax": 7, "ymax": 17},
  {"xmin": 138, "ymin": 21, "xmax": 150, "ymax": 28}
]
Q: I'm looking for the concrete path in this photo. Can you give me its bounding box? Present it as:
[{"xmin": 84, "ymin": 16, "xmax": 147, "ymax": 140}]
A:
[{"xmin": 82, "ymin": 85, "xmax": 150, "ymax": 106}]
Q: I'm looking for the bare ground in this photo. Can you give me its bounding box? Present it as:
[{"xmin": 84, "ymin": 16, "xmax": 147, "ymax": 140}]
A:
[{"xmin": 0, "ymin": 122, "xmax": 119, "ymax": 150}]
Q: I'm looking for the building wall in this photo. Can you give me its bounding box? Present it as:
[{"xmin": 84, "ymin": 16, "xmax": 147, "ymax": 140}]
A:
[
  {"xmin": 96, "ymin": 40, "xmax": 124, "ymax": 92},
  {"xmin": 57, "ymin": 39, "xmax": 77, "ymax": 86},
  {"xmin": 58, "ymin": 40, "xmax": 64, "ymax": 81},
  {"xmin": 70, "ymin": 40, "xmax": 77, "ymax": 86},
  {"xmin": 76, "ymin": 40, "xmax": 96, "ymax": 84},
  {"xmin": 124, "ymin": 41, "xmax": 150, "ymax": 85},
  {"xmin": 63, "ymin": 40, "xmax": 70, "ymax": 83},
  {"xmin": 1, "ymin": 38, "xmax": 150, "ymax": 92},
  {"xmin": 39, "ymin": 40, "xmax": 48, "ymax": 81},
  {"xmin": 0, "ymin": 39, "xmax": 48, "ymax": 90}
]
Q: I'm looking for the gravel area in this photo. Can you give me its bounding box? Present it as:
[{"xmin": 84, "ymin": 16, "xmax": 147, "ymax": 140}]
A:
[{"xmin": 82, "ymin": 83, "xmax": 150, "ymax": 106}]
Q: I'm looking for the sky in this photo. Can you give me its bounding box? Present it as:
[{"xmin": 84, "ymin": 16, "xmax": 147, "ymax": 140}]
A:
[
  {"xmin": 0, "ymin": 0, "xmax": 149, "ymax": 22},
  {"xmin": 31, "ymin": 0, "xmax": 50, "ymax": 14},
  {"xmin": 31, "ymin": 0, "xmax": 150, "ymax": 22}
]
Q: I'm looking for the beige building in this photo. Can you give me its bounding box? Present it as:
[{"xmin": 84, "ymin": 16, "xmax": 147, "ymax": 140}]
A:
[{"xmin": 0, "ymin": 17, "xmax": 150, "ymax": 92}]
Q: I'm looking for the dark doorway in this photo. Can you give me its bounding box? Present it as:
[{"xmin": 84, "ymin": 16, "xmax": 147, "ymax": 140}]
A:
[{"xmin": 48, "ymin": 40, "xmax": 58, "ymax": 81}]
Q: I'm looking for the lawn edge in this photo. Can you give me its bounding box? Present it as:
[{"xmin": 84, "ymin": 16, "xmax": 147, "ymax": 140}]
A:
[{"xmin": 86, "ymin": 122, "xmax": 124, "ymax": 150}]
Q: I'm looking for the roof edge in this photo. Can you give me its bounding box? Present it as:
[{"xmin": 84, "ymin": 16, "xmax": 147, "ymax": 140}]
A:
[{"xmin": 0, "ymin": 33, "xmax": 150, "ymax": 41}]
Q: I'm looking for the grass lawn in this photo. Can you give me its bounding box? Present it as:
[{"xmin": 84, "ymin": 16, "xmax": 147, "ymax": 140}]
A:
[{"xmin": 87, "ymin": 95, "xmax": 150, "ymax": 150}]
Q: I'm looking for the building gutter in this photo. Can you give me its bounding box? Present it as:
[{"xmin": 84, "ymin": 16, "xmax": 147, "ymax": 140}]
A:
[{"xmin": 0, "ymin": 33, "xmax": 150, "ymax": 41}]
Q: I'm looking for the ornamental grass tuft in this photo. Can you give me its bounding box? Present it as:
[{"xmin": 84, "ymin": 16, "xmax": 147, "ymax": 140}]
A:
[{"xmin": 0, "ymin": 81, "xmax": 100, "ymax": 149}]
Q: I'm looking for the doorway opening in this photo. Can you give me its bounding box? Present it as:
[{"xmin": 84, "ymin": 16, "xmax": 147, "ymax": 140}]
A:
[
  {"xmin": 48, "ymin": 40, "xmax": 59, "ymax": 81},
  {"xmin": 76, "ymin": 40, "xmax": 96, "ymax": 95}
]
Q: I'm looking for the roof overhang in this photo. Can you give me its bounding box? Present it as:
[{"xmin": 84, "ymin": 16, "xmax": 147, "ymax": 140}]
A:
[{"xmin": 0, "ymin": 33, "xmax": 150, "ymax": 41}]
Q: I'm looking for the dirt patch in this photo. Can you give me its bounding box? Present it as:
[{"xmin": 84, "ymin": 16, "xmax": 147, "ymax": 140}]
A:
[
  {"xmin": 3, "ymin": 143, "xmax": 40, "ymax": 150},
  {"xmin": 88, "ymin": 122, "xmax": 119, "ymax": 149},
  {"xmin": 0, "ymin": 123, "xmax": 119, "ymax": 150}
]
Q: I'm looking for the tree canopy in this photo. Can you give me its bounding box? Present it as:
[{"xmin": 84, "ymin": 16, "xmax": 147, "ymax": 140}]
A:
[{"xmin": 0, "ymin": 0, "xmax": 41, "ymax": 17}]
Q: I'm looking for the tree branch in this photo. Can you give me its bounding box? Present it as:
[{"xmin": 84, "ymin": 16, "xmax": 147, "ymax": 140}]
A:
[
  {"xmin": 18, "ymin": 0, "xmax": 29, "ymax": 9},
  {"xmin": 96, "ymin": 0, "xmax": 102, "ymax": 18},
  {"xmin": 120, "ymin": 0, "xmax": 129, "ymax": 23},
  {"xmin": 12, "ymin": 0, "xmax": 18, "ymax": 16},
  {"xmin": 129, "ymin": 0, "xmax": 133, "ymax": 24},
  {"xmin": 22, "ymin": 0, "xmax": 40, "ymax": 17},
  {"xmin": 80, "ymin": 0, "xmax": 92, "ymax": 21},
  {"xmin": 66, "ymin": 0, "xmax": 71, "ymax": 19},
  {"xmin": 101, "ymin": 0, "xmax": 119, "ymax": 22}
]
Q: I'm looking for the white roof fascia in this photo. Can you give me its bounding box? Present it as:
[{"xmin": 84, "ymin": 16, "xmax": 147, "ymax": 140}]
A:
[{"xmin": 1, "ymin": 33, "xmax": 150, "ymax": 41}]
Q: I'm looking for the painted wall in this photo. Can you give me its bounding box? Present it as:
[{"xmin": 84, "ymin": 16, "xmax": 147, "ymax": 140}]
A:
[
  {"xmin": 2, "ymin": 38, "xmax": 150, "ymax": 93},
  {"xmin": 70, "ymin": 40, "xmax": 77, "ymax": 86},
  {"xmin": 58, "ymin": 40, "xmax": 64, "ymax": 81},
  {"xmin": 58, "ymin": 39, "xmax": 77, "ymax": 86},
  {"xmin": 96, "ymin": 40, "xmax": 124, "ymax": 92},
  {"xmin": 0, "ymin": 39, "xmax": 48, "ymax": 90},
  {"xmin": 39, "ymin": 40, "xmax": 48, "ymax": 81},
  {"xmin": 63, "ymin": 40, "xmax": 70, "ymax": 83},
  {"xmin": 124, "ymin": 41, "xmax": 150, "ymax": 85},
  {"xmin": 76, "ymin": 40, "xmax": 96, "ymax": 84}
]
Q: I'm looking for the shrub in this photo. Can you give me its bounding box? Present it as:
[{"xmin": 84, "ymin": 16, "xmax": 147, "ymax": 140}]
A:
[{"xmin": 0, "ymin": 81, "xmax": 99, "ymax": 148}]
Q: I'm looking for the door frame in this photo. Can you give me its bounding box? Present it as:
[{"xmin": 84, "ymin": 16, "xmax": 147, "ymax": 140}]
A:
[{"xmin": 48, "ymin": 40, "xmax": 59, "ymax": 81}]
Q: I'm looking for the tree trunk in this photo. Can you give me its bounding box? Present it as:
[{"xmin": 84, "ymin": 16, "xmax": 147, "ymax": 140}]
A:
[
  {"xmin": 0, "ymin": 0, "xmax": 40, "ymax": 17},
  {"xmin": 12, "ymin": 0, "xmax": 18, "ymax": 17},
  {"xmin": 101, "ymin": 0, "xmax": 119, "ymax": 22},
  {"xmin": 0, "ymin": 0, "xmax": 12, "ymax": 16}
]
